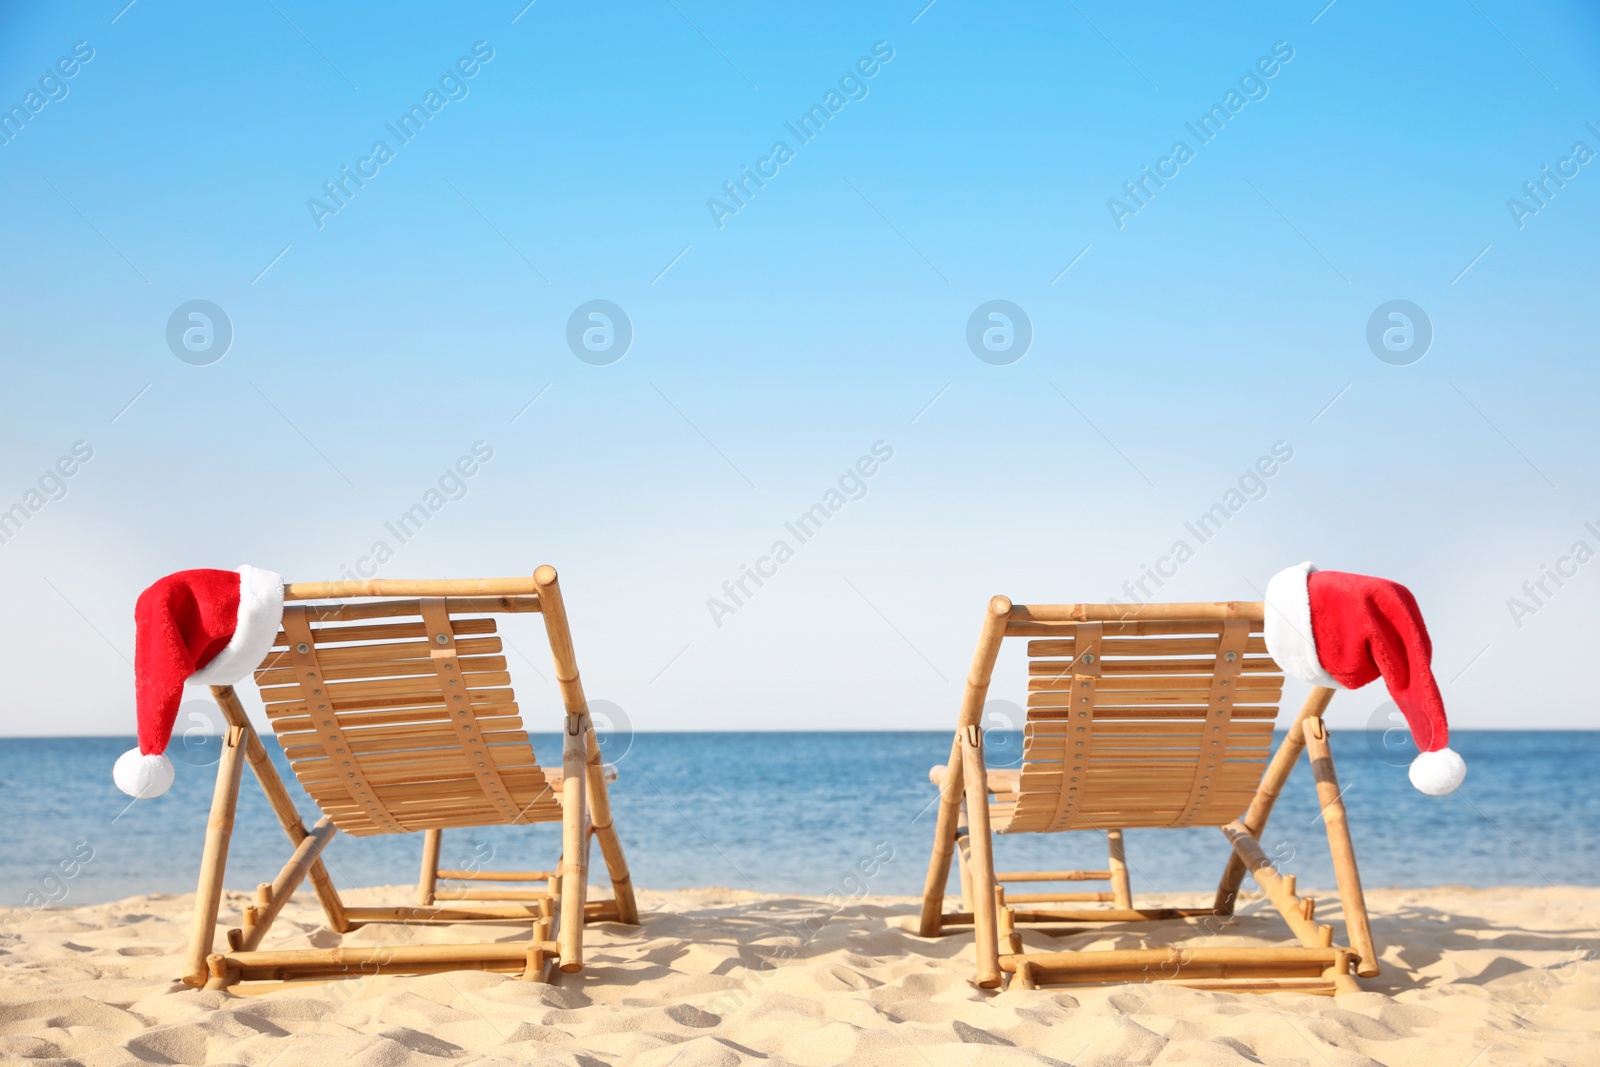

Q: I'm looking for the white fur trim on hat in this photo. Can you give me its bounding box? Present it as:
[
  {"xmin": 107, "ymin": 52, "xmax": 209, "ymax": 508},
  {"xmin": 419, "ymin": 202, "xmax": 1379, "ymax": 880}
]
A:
[
  {"xmin": 1263, "ymin": 562, "xmax": 1342, "ymax": 689},
  {"xmin": 189, "ymin": 565, "xmax": 285, "ymax": 685},
  {"xmin": 1409, "ymin": 746, "xmax": 1466, "ymax": 796},
  {"xmin": 114, "ymin": 748, "xmax": 175, "ymax": 798}
]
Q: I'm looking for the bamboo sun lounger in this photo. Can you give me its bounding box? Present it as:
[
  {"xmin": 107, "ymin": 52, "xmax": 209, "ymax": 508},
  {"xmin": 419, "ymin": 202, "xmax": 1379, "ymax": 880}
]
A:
[
  {"xmin": 919, "ymin": 597, "xmax": 1377, "ymax": 996},
  {"xmin": 180, "ymin": 567, "xmax": 638, "ymax": 992}
]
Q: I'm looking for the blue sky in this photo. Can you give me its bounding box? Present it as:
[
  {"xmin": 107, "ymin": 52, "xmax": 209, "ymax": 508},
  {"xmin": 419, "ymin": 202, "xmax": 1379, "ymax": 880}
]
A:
[{"xmin": 3, "ymin": 0, "xmax": 1598, "ymax": 737}]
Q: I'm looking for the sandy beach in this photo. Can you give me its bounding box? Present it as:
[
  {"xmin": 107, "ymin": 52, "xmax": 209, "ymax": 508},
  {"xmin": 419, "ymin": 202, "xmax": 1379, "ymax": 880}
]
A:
[{"xmin": 2, "ymin": 884, "xmax": 1595, "ymax": 1067}]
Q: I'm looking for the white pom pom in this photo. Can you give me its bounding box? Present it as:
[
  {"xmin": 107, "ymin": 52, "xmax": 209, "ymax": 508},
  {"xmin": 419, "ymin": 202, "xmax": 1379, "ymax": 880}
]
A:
[
  {"xmin": 1409, "ymin": 747, "xmax": 1466, "ymax": 796},
  {"xmin": 113, "ymin": 748, "xmax": 174, "ymax": 799}
]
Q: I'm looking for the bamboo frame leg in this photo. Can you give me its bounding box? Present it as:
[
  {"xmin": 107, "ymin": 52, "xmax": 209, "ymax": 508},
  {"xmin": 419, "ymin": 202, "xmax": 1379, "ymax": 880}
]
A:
[
  {"xmin": 997, "ymin": 888, "xmax": 1021, "ymax": 955},
  {"xmin": 1222, "ymin": 822, "xmax": 1333, "ymax": 949},
  {"xmin": 584, "ymin": 723, "xmax": 637, "ymax": 924},
  {"xmin": 1303, "ymin": 717, "xmax": 1379, "ymax": 977},
  {"xmin": 961, "ymin": 726, "xmax": 1003, "ymax": 989},
  {"xmin": 184, "ymin": 725, "xmax": 248, "ymax": 987},
  {"xmin": 919, "ymin": 595, "xmax": 1011, "ymax": 937},
  {"xmin": 234, "ymin": 817, "xmax": 337, "ymax": 953},
  {"xmin": 1325, "ymin": 950, "xmax": 1361, "ymax": 996},
  {"xmin": 1106, "ymin": 829, "xmax": 1133, "ymax": 909},
  {"xmin": 1214, "ymin": 686, "xmax": 1335, "ymax": 915},
  {"xmin": 557, "ymin": 713, "xmax": 589, "ymax": 972},
  {"xmin": 210, "ymin": 686, "xmax": 349, "ymax": 932},
  {"xmin": 955, "ymin": 822, "xmax": 974, "ymax": 915},
  {"xmin": 418, "ymin": 829, "xmax": 442, "ymax": 906},
  {"xmin": 920, "ymin": 733, "xmax": 965, "ymax": 936},
  {"xmin": 536, "ymin": 565, "xmax": 632, "ymax": 934}
]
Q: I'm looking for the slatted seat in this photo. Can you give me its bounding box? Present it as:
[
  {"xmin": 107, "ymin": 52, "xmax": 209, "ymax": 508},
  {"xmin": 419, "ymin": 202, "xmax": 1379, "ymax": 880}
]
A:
[
  {"xmin": 178, "ymin": 568, "xmax": 638, "ymax": 994},
  {"xmin": 920, "ymin": 598, "xmax": 1377, "ymax": 997},
  {"xmin": 997, "ymin": 619, "xmax": 1284, "ymax": 833},
  {"xmin": 258, "ymin": 600, "xmax": 562, "ymax": 835}
]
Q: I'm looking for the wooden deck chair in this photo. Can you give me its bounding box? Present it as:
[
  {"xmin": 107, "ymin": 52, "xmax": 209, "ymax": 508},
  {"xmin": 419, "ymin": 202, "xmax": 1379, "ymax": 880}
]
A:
[
  {"xmin": 180, "ymin": 566, "xmax": 638, "ymax": 992},
  {"xmin": 918, "ymin": 597, "xmax": 1376, "ymax": 996}
]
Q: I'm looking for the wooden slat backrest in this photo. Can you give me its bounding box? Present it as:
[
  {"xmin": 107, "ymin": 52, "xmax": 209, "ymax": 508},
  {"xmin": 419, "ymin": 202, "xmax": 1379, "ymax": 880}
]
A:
[
  {"xmin": 998, "ymin": 607, "xmax": 1283, "ymax": 834},
  {"xmin": 253, "ymin": 594, "xmax": 560, "ymax": 837}
]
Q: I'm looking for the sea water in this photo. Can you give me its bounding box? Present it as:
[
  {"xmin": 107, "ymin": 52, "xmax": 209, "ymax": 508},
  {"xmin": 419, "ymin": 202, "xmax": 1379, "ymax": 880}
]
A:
[{"xmin": 1, "ymin": 731, "xmax": 1594, "ymax": 908}]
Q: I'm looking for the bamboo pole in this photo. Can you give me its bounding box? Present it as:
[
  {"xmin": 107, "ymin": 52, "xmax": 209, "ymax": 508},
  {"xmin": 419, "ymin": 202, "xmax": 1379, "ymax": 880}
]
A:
[
  {"xmin": 919, "ymin": 595, "xmax": 1011, "ymax": 937},
  {"xmin": 1213, "ymin": 686, "xmax": 1334, "ymax": 915},
  {"xmin": 341, "ymin": 904, "xmax": 541, "ymax": 922},
  {"xmin": 584, "ymin": 721, "xmax": 638, "ymax": 924},
  {"xmin": 1303, "ymin": 717, "xmax": 1379, "ymax": 977},
  {"xmin": 1221, "ymin": 821, "xmax": 1332, "ymax": 949},
  {"xmin": 417, "ymin": 829, "xmax": 442, "ymax": 906},
  {"xmin": 436, "ymin": 869, "xmax": 555, "ymax": 882},
  {"xmin": 209, "ymin": 686, "xmax": 348, "ymax": 932},
  {"xmin": 218, "ymin": 939, "xmax": 561, "ymax": 974},
  {"xmin": 533, "ymin": 566, "xmax": 620, "ymax": 943},
  {"xmin": 1007, "ymin": 602, "xmax": 1263, "ymax": 624},
  {"xmin": 184, "ymin": 725, "xmax": 248, "ymax": 987},
  {"xmin": 283, "ymin": 578, "xmax": 543, "ymax": 600},
  {"xmin": 533, "ymin": 566, "xmax": 587, "ymax": 719},
  {"xmin": 1106, "ymin": 830, "xmax": 1133, "ymax": 909},
  {"xmin": 936, "ymin": 906, "xmax": 1213, "ymax": 927},
  {"xmin": 237, "ymin": 817, "xmax": 337, "ymax": 953},
  {"xmin": 1000, "ymin": 944, "xmax": 1342, "ymax": 974},
  {"xmin": 279, "ymin": 596, "xmax": 541, "ymax": 623},
  {"xmin": 1324, "ymin": 950, "xmax": 1361, "ymax": 996},
  {"xmin": 997, "ymin": 889, "xmax": 1021, "ymax": 956},
  {"xmin": 523, "ymin": 915, "xmax": 553, "ymax": 982},
  {"xmin": 961, "ymin": 726, "xmax": 1002, "ymax": 989},
  {"xmin": 995, "ymin": 870, "xmax": 1114, "ymax": 882},
  {"xmin": 557, "ymin": 713, "xmax": 589, "ymax": 972},
  {"xmin": 955, "ymin": 830, "xmax": 974, "ymax": 914},
  {"xmin": 433, "ymin": 888, "xmax": 552, "ymax": 901}
]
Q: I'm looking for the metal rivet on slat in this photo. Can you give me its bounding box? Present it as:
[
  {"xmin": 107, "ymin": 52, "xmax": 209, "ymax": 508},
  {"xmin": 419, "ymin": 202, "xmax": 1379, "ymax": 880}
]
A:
[
  {"xmin": 436, "ymin": 633, "xmax": 449, "ymax": 645},
  {"xmin": 296, "ymin": 642, "xmax": 310, "ymax": 654},
  {"xmin": 1224, "ymin": 651, "xmax": 1237, "ymax": 662},
  {"xmin": 1080, "ymin": 652, "xmax": 1095, "ymax": 664}
]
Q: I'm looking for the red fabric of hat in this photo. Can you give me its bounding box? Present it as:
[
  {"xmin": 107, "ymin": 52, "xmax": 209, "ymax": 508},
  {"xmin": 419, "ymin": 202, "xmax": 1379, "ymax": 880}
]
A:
[
  {"xmin": 114, "ymin": 566, "xmax": 284, "ymax": 798},
  {"xmin": 1264, "ymin": 562, "xmax": 1465, "ymax": 795}
]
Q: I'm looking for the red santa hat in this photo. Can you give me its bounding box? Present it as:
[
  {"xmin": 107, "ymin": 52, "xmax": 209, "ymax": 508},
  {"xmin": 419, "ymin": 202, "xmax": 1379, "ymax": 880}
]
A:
[
  {"xmin": 114, "ymin": 566, "xmax": 285, "ymax": 798},
  {"xmin": 1264, "ymin": 562, "xmax": 1466, "ymax": 796}
]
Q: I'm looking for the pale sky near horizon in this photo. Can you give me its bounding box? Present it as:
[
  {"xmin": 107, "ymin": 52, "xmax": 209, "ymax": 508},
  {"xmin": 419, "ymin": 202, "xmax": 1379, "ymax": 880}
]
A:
[{"xmin": 2, "ymin": 0, "xmax": 1598, "ymax": 739}]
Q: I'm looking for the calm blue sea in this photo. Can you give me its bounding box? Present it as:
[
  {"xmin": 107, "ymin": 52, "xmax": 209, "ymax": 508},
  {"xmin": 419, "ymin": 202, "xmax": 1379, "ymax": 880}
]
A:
[{"xmin": 1, "ymin": 732, "xmax": 1594, "ymax": 908}]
